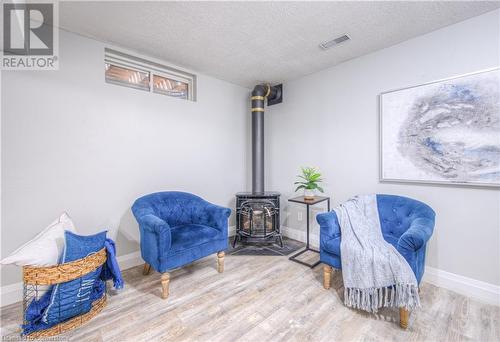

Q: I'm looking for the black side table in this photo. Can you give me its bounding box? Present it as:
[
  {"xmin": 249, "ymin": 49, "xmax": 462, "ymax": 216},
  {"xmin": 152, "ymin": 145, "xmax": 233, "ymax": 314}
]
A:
[{"xmin": 288, "ymin": 196, "xmax": 330, "ymax": 268}]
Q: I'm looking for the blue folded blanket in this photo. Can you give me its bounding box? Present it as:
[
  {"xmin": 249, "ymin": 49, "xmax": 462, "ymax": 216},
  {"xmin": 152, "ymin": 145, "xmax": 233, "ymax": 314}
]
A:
[
  {"xmin": 22, "ymin": 237, "xmax": 123, "ymax": 335},
  {"xmin": 101, "ymin": 238, "xmax": 124, "ymax": 290}
]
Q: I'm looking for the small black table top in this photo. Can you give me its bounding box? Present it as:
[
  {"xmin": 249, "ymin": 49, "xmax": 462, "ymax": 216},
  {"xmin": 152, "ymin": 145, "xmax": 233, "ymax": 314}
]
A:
[{"xmin": 288, "ymin": 196, "xmax": 330, "ymax": 205}]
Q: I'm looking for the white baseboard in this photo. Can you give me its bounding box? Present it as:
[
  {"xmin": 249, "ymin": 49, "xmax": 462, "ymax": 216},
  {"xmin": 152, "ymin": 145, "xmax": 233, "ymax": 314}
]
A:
[
  {"xmin": 423, "ymin": 266, "xmax": 500, "ymax": 306},
  {"xmin": 116, "ymin": 251, "xmax": 143, "ymax": 271},
  {"xmin": 0, "ymin": 282, "xmax": 23, "ymax": 308},
  {"xmin": 1, "ymin": 226, "xmax": 237, "ymax": 307},
  {"xmin": 281, "ymin": 225, "xmax": 500, "ymax": 306},
  {"xmin": 281, "ymin": 225, "xmax": 319, "ymax": 249}
]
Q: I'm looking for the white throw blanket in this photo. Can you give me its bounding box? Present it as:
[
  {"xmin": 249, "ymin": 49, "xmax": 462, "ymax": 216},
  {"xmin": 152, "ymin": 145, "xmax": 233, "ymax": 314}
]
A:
[{"xmin": 334, "ymin": 194, "xmax": 420, "ymax": 313}]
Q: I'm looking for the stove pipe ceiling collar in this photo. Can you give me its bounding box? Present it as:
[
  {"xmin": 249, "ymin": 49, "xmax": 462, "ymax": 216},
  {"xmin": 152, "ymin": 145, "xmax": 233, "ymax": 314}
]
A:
[{"xmin": 251, "ymin": 83, "xmax": 283, "ymax": 194}]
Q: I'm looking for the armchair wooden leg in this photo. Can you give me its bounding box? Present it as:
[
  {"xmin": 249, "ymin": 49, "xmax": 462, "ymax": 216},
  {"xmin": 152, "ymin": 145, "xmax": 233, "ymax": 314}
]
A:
[
  {"xmin": 399, "ymin": 308, "xmax": 409, "ymax": 329},
  {"xmin": 143, "ymin": 263, "xmax": 151, "ymax": 276},
  {"xmin": 217, "ymin": 251, "xmax": 225, "ymax": 273},
  {"xmin": 161, "ymin": 273, "xmax": 170, "ymax": 300},
  {"xmin": 323, "ymin": 265, "xmax": 333, "ymax": 289}
]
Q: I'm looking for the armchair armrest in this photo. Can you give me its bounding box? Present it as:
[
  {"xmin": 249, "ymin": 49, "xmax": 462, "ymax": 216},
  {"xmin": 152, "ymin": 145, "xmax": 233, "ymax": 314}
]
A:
[
  {"xmin": 316, "ymin": 211, "xmax": 341, "ymax": 238},
  {"xmin": 201, "ymin": 204, "xmax": 231, "ymax": 233},
  {"xmin": 397, "ymin": 217, "xmax": 434, "ymax": 252},
  {"xmin": 137, "ymin": 214, "xmax": 172, "ymax": 252}
]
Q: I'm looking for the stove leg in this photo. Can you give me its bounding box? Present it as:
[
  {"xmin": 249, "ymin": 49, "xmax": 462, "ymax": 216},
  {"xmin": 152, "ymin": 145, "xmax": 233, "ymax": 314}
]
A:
[
  {"xmin": 232, "ymin": 234, "xmax": 239, "ymax": 248},
  {"xmin": 277, "ymin": 235, "xmax": 284, "ymax": 248}
]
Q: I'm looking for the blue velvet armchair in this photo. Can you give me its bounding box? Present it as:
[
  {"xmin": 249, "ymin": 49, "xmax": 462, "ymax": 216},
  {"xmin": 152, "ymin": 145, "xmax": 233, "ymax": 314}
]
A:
[
  {"xmin": 317, "ymin": 194, "xmax": 435, "ymax": 328},
  {"xmin": 132, "ymin": 191, "xmax": 231, "ymax": 300}
]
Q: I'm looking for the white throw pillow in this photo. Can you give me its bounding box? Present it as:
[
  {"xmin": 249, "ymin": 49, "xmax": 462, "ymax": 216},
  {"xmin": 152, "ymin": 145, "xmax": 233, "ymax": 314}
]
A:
[{"xmin": 0, "ymin": 212, "xmax": 76, "ymax": 266}]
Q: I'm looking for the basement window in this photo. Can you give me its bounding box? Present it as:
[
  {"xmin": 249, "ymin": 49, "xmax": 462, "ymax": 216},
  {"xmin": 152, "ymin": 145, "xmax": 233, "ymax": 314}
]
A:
[
  {"xmin": 105, "ymin": 64, "xmax": 150, "ymax": 91},
  {"xmin": 104, "ymin": 48, "xmax": 196, "ymax": 101},
  {"xmin": 153, "ymin": 75, "xmax": 189, "ymax": 99}
]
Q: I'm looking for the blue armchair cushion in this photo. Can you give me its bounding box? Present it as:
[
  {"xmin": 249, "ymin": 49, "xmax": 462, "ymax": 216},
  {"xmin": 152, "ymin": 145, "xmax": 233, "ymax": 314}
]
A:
[
  {"xmin": 170, "ymin": 224, "xmax": 222, "ymax": 253},
  {"xmin": 132, "ymin": 191, "xmax": 231, "ymax": 274},
  {"xmin": 317, "ymin": 194, "xmax": 435, "ymax": 284}
]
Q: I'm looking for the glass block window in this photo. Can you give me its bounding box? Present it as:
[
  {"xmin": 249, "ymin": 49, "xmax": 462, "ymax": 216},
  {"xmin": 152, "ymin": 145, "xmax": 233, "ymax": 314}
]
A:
[
  {"xmin": 153, "ymin": 75, "xmax": 188, "ymax": 99},
  {"xmin": 104, "ymin": 48, "xmax": 196, "ymax": 101},
  {"xmin": 105, "ymin": 63, "xmax": 150, "ymax": 91}
]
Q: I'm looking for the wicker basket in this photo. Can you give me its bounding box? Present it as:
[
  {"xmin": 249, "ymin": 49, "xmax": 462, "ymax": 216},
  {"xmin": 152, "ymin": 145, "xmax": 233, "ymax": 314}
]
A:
[{"xmin": 22, "ymin": 248, "xmax": 107, "ymax": 339}]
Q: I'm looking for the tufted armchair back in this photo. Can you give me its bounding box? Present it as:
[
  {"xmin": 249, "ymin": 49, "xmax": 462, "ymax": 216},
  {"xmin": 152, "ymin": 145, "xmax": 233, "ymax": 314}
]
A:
[
  {"xmin": 318, "ymin": 194, "xmax": 435, "ymax": 283},
  {"xmin": 132, "ymin": 191, "xmax": 220, "ymax": 227},
  {"xmin": 377, "ymin": 195, "xmax": 435, "ymax": 245}
]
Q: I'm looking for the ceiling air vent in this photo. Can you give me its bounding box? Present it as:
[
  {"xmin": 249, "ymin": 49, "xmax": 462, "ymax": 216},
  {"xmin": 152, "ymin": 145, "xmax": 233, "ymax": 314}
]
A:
[{"xmin": 319, "ymin": 34, "xmax": 351, "ymax": 50}]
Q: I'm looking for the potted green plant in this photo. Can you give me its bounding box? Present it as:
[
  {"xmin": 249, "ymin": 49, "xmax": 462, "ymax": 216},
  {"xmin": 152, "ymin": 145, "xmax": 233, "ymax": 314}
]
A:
[{"xmin": 294, "ymin": 167, "xmax": 324, "ymax": 200}]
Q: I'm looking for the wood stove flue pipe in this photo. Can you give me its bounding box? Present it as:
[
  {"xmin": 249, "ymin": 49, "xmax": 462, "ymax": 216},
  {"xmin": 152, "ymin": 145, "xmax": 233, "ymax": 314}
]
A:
[{"xmin": 251, "ymin": 83, "xmax": 282, "ymax": 194}]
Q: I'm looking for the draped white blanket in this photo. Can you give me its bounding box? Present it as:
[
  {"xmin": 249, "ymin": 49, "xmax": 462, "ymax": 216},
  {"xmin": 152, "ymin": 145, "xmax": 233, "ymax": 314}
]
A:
[{"xmin": 334, "ymin": 195, "xmax": 420, "ymax": 313}]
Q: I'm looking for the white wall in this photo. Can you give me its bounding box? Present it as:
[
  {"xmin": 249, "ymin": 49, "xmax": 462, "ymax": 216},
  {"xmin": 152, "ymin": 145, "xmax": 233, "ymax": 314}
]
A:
[
  {"xmin": 1, "ymin": 29, "xmax": 250, "ymax": 287},
  {"xmin": 266, "ymin": 10, "xmax": 500, "ymax": 286}
]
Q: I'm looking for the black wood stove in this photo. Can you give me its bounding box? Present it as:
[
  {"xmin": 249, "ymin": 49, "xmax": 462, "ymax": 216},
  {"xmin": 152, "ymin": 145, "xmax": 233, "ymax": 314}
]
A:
[
  {"xmin": 233, "ymin": 84, "xmax": 283, "ymax": 248},
  {"xmin": 233, "ymin": 191, "xmax": 282, "ymax": 247}
]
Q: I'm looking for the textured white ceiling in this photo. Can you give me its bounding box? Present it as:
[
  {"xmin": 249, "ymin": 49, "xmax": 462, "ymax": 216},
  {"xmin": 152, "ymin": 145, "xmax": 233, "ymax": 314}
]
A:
[{"xmin": 60, "ymin": 1, "xmax": 500, "ymax": 88}]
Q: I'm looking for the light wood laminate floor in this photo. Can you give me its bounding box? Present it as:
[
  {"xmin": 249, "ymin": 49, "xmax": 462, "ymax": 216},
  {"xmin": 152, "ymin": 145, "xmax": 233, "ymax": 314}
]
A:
[{"xmin": 1, "ymin": 253, "xmax": 499, "ymax": 341}]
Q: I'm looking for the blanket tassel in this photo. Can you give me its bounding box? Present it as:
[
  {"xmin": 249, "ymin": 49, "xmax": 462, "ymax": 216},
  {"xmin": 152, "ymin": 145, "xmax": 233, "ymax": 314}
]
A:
[{"xmin": 344, "ymin": 283, "xmax": 420, "ymax": 313}]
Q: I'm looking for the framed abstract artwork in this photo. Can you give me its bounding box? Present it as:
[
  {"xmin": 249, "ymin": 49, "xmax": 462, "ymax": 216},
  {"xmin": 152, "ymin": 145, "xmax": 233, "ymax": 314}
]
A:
[{"xmin": 380, "ymin": 68, "xmax": 500, "ymax": 187}]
